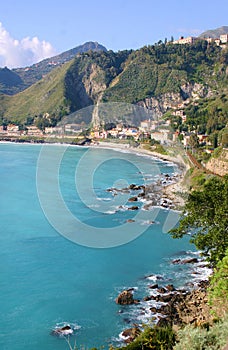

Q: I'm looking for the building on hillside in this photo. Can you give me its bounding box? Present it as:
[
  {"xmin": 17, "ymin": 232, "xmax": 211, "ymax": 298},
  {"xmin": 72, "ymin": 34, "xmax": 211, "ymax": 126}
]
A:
[
  {"xmin": 0, "ymin": 126, "xmax": 6, "ymax": 133},
  {"xmin": 151, "ymin": 130, "xmax": 170, "ymax": 144},
  {"xmin": 64, "ymin": 124, "xmax": 83, "ymax": 134},
  {"xmin": 173, "ymin": 36, "xmax": 197, "ymax": 45},
  {"xmin": 215, "ymin": 38, "xmax": 221, "ymax": 46},
  {"xmin": 45, "ymin": 126, "xmax": 64, "ymax": 134},
  {"xmin": 7, "ymin": 124, "xmax": 19, "ymax": 132},
  {"xmin": 183, "ymin": 135, "xmax": 190, "ymax": 147},
  {"xmin": 172, "ymin": 109, "xmax": 185, "ymax": 117},
  {"xmin": 140, "ymin": 120, "xmax": 151, "ymax": 130},
  {"xmin": 204, "ymin": 37, "xmax": 214, "ymax": 44},
  {"xmin": 220, "ymin": 34, "xmax": 228, "ymax": 44},
  {"xmin": 26, "ymin": 126, "xmax": 43, "ymax": 136}
]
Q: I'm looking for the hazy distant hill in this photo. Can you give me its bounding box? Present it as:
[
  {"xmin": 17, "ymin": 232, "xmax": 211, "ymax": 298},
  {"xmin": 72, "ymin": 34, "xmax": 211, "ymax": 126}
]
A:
[
  {"xmin": 0, "ymin": 42, "xmax": 107, "ymax": 95},
  {"xmin": 0, "ymin": 67, "xmax": 24, "ymax": 95},
  {"xmin": 199, "ymin": 26, "xmax": 228, "ymax": 39}
]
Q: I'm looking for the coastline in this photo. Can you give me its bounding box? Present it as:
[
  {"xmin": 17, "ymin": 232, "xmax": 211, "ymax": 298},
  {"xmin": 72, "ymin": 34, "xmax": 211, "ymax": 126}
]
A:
[
  {"xmin": 1, "ymin": 139, "xmax": 215, "ymax": 348},
  {"xmin": 90, "ymin": 141, "xmax": 189, "ymax": 209},
  {"xmin": 0, "ymin": 138, "xmax": 189, "ymax": 209}
]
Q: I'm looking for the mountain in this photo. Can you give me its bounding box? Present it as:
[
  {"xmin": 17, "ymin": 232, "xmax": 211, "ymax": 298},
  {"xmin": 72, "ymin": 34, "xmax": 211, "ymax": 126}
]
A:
[
  {"xmin": 0, "ymin": 40, "xmax": 227, "ymax": 126},
  {"xmin": 0, "ymin": 67, "xmax": 24, "ymax": 95},
  {"xmin": 0, "ymin": 42, "xmax": 107, "ymax": 95},
  {"xmin": 199, "ymin": 26, "xmax": 228, "ymax": 39}
]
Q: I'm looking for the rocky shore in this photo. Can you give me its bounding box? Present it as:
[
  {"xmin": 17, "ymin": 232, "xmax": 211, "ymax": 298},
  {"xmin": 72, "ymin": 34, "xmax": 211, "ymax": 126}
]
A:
[
  {"xmin": 115, "ymin": 257, "xmax": 213, "ymax": 344},
  {"xmin": 106, "ymin": 171, "xmax": 186, "ymax": 212},
  {"xmin": 93, "ymin": 141, "xmax": 188, "ymax": 210}
]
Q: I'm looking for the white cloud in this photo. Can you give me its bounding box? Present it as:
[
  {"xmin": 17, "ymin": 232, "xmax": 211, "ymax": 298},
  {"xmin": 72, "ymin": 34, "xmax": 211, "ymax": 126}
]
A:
[{"xmin": 0, "ymin": 22, "xmax": 56, "ymax": 68}]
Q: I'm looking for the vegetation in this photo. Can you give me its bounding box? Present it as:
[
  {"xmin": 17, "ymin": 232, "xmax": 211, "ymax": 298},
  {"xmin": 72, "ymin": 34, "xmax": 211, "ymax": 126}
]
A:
[
  {"xmin": 183, "ymin": 94, "xmax": 228, "ymax": 134},
  {"xmin": 169, "ymin": 175, "xmax": 228, "ymax": 265},
  {"xmin": 0, "ymin": 60, "xmax": 73, "ymax": 121},
  {"xmin": 114, "ymin": 326, "xmax": 176, "ymax": 350},
  {"xmin": 209, "ymin": 249, "xmax": 228, "ymax": 315},
  {"xmin": 103, "ymin": 41, "xmax": 227, "ymax": 103},
  {"xmin": 0, "ymin": 41, "xmax": 227, "ymax": 124},
  {"xmin": 0, "ymin": 42, "xmax": 107, "ymax": 96},
  {"xmin": 174, "ymin": 314, "xmax": 228, "ymax": 350}
]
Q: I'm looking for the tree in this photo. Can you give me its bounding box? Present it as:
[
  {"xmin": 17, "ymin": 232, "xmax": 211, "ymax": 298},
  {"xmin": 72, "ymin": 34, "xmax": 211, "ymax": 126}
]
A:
[
  {"xmin": 189, "ymin": 134, "xmax": 199, "ymax": 149},
  {"xmin": 169, "ymin": 176, "xmax": 228, "ymax": 265},
  {"xmin": 209, "ymin": 249, "xmax": 228, "ymax": 314}
]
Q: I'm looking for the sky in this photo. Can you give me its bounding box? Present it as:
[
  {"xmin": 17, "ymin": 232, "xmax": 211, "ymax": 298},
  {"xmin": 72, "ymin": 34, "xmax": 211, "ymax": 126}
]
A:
[{"xmin": 0, "ymin": 0, "xmax": 227, "ymax": 68}]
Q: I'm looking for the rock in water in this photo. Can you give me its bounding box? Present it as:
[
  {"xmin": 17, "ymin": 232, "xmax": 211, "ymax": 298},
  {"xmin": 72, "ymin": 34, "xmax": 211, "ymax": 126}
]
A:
[
  {"xmin": 116, "ymin": 290, "xmax": 134, "ymax": 305},
  {"xmin": 122, "ymin": 326, "xmax": 141, "ymax": 343}
]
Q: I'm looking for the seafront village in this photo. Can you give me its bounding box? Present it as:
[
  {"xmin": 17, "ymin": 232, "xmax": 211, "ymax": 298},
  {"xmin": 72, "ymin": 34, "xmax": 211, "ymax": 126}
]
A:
[{"xmin": 0, "ymin": 106, "xmax": 219, "ymax": 153}]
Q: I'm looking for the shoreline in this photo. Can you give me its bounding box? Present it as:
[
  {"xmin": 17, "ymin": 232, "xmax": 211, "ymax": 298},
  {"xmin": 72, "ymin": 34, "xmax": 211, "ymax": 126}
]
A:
[
  {"xmin": 90, "ymin": 141, "xmax": 189, "ymax": 209},
  {"xmin": 0, "ymin": 139, "xmax": 189, "ymax": 209},
  {"xmin": 115, "ymin": 252, "xmax": 213, "ymax": 346}
]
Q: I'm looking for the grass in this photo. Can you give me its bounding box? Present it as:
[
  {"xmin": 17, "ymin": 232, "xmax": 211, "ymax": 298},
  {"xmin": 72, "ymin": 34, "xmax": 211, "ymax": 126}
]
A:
[{"xmin": 2, "ymin": 60, "xmax": 73, "ymax": 121}]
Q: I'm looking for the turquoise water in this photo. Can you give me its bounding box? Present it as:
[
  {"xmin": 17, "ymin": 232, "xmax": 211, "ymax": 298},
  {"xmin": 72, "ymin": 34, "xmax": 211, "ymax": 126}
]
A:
[{"xmin": 0, "ymin": 143, "xmax": 196, "ymax": 350}]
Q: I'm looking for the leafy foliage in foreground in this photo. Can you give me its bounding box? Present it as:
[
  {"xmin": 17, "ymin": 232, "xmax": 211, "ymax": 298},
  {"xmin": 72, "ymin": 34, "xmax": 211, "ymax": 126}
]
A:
[
  {"xmin": 115, "ymin": 326, "xmax": 176, "ymax": 350},
  {"xmin": 174, "ymin": 314, "xmax": 228, "ymax": 350},
  {"xmin": 209, "ymin": 249, "xmax": 228, "ymax": 314},
  {"xmin": 169, "ymin": 175, "xmax": 228, "ymax": 265}
]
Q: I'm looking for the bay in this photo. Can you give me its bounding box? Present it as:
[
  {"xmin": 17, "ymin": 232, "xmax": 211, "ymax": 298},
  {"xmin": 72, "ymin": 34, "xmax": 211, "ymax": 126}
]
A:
[{"xmin": 0, "ymin": 143, "xmax": 196, "ymax": 350}]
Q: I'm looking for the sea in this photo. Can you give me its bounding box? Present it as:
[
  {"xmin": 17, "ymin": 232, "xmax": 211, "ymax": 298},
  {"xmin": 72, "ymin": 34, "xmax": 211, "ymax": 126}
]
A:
[{"xmin": 0, "ymin": 143, "xmax": 211, "ymax": 350}]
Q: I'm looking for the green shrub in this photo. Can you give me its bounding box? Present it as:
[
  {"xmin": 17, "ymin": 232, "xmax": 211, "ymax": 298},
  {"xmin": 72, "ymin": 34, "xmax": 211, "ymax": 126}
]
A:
[
  {"xmin": 174, "ymin": 315, "xmax": 228, "ymax": 350},
  {"xmin": 117, "ymin": 326, "xmax": 176, "ymax": 350},
  {"xmin": 209, "ymin": 249, "xmax": 228, "ymax": 315}
]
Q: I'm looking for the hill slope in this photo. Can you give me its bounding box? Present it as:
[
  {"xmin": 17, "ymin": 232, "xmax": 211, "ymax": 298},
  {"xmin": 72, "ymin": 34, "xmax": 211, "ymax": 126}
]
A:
[
  {"xmin": 0, "ymin": 60, "xmax": 73, "ymax": 120},
  {"xmin": 0, "ymin": 42, "xmax": 107, "ymax": 95},
  {"xmin": 199, "ymin": 26, "xmax": 228, "ymax": 39},
  {"xmin": 0, "ymin": 40, "xmax": 227, "ymax": 126}
]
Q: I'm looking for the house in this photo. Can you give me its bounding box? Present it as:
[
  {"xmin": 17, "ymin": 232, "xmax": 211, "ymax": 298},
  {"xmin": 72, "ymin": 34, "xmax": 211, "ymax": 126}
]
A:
[
  {"xmin": 183, "ymin": 135, "xmax": 190, "ymax": 147},
  {"xmin": 45, "ymin": 127, "xmax": 63, "ymax": 134},
  {"xmin": 26, "ymin": 126, "xmax": 43, "ymax": 136},
  {"xmin": 173, "ymin": 36, "xmax": 197, "ymax": 45},
  {"xmin": 64, "ymin": 124, "xmax": 83, "ymax": 134},
  {"xmin": 220, "ymin": 34, "xmax": 228, "ymax": 44},
  {"xmin": 0, "ymin": 125, "xmax": 7, "ymax": 134},
  {"xmin": 140, "ymin": 120, "xmax": 151, "ymax": 130},
  {"xmin": 197, "ymin": 134, "xmax": 208, "ymax": 143},
  {"xmin": 151, "ymin": 130, "xmax": 169, "ymax": 144}
]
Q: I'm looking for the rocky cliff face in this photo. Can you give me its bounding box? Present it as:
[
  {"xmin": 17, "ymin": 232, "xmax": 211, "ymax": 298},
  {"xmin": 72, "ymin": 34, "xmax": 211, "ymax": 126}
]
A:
[
  {"xmin": 137, "ymin": 83, "xmax": 211, "ymax": 119},
  {"xmin": 83, "ymin": 63, "xmax": 107, "ymax": 103},
  {"xmin": 205, "ymin": 149, "xmax": 228, "ymax": 176}
]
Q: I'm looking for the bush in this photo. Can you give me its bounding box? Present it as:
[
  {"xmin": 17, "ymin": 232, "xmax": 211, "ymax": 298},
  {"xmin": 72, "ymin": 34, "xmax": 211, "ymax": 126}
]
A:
[
  {"xmin": 117, "ymin": 326, "xmax": 176, "ymax": 350},
  {"xmin": 174, "ymin": 315, "xmax": 228, "ymax": 350},
  {"xmin": 209, "ymin": 249, "xmax": 228, "ymax": 316}
]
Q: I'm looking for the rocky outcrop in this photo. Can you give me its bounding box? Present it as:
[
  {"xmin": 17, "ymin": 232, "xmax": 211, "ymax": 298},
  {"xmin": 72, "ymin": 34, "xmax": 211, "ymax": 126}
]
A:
[
  {"xmin": 172, "ymin": 257, "xmax": 198, "ymax": 264},
  {"xmin": 121, "ymin": 326, "xmax": 141, "ymax": 343},
  {"xmin": 116, "ymin": 290, "xmax": 135, "ymax": 305},
  {"xmin": 152, "ymin": 281, "xmax": 214, "ymax": 328},
  {"xmin": 205, "ymin": 149, "xmax": 228, "ymax": 176},
  {"xmin": 137, "ymin": 83, "xmax": 211, "ymax": 119}
]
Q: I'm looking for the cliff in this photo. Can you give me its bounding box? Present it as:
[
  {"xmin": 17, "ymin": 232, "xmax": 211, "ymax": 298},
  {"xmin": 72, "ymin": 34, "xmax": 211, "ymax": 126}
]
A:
[{"xmin": 205, "ymin": 149, "xmax": 228, "ymax": 176}]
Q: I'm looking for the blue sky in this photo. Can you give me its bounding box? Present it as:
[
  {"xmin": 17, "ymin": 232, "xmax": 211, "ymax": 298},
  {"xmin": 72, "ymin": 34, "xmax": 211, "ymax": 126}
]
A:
[{"xmin": 0, "ymin": 0, "xmax": 227, "ymax": 68}]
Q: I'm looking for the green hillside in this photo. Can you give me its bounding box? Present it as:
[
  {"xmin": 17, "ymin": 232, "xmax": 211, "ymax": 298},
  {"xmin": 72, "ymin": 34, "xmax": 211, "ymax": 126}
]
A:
[
  {"xmin": 0, "ymin": 42, "xmax": 107, "ymax": 96},
  {"xmin": 103, "ymin": 41, "xmax": 227, "ymax": 103},
  {"xmin": 0, "ymin": 67, "xmax": 24, "ymax": 95},
  {"xmin": 0, "ymin": 40, "xmax": 227, "ymax": 125},
  {"xmin": 0, "ymin": 60, "xmax": 73, "ymax": 121}
]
